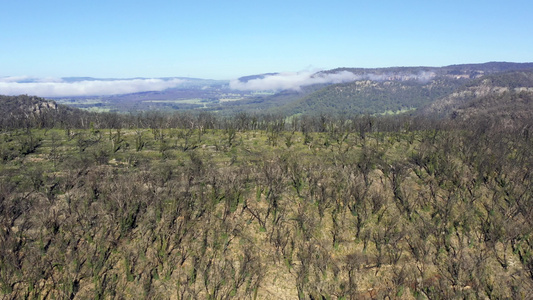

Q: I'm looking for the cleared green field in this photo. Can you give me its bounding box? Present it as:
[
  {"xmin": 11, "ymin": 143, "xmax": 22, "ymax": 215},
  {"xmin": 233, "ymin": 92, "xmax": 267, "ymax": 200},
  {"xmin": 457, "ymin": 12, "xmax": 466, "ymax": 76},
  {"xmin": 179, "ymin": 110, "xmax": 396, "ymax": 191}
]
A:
[
  {"xmin": 55, "ymin": 98, "xmax": 106, "ymax": 105},
  {"xmin": 143, "ymin": 98, "xmax": 205, "ymax": 104},
  {"xmin": 81, "ymin": 107, "xmax": 112, "ymax": 112}
]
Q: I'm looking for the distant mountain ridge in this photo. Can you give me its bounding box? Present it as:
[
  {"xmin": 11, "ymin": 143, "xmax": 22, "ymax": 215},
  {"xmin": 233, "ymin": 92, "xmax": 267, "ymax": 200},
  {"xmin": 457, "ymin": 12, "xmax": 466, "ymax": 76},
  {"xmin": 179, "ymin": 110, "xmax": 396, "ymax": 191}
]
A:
[
  {"xmin": 265, "ymin": 62, "xmax": 533, "ymax": 115},
  {"xmin": 3, "ymin": 62, "xmax": 533, "ymax": 115},
  {"xmin": 321, "ymin": 62, "xmax": 533, "ymax": 79},
  {"xmin": 2, "ymin": 69, "xmax": 533, "ymax": 130}
]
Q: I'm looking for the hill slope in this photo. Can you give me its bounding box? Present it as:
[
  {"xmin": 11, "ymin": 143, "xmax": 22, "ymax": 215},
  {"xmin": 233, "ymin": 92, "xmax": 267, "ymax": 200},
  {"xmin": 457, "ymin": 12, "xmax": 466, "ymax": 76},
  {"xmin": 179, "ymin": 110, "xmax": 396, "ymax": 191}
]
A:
[
  {"xmin": 276, "ymin": 76, "xmax": 464, "ymax": 115},
  {"xmin": 419, "ymin": 71, "xmax": 533, "ymax": 127}
]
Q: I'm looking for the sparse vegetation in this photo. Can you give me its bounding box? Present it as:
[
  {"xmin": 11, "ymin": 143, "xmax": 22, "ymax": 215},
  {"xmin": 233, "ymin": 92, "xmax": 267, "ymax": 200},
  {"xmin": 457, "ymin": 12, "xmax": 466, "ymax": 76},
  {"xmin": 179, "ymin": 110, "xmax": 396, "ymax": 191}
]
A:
[{"xmin": 1, "ymin": 93, "xmax": 533, "ymax": 298}]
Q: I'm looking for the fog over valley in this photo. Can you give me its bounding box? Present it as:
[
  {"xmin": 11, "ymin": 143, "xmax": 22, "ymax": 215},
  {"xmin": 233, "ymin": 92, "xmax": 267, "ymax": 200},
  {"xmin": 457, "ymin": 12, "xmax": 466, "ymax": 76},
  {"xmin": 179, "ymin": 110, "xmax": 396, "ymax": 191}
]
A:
[
  {"xmin": 0, "ymin": 69, "xmax": 442, "ymax": 98},
  {"xmin": 0, "ymin": 77, "xmax": 186, "ymax": 97}
]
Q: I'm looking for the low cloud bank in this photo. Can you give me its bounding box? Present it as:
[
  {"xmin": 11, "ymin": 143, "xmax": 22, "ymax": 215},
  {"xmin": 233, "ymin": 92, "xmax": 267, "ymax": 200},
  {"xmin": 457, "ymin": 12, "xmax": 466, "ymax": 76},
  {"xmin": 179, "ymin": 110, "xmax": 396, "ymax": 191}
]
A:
[
  {"xmin": 229, "ymin": 71, "xmax": 437, "ymax": 91},
  {"xmin": 0, "ymin": 77, "xmax": 185, "ymax": 97},
  {"xmin": 229, "ymin": 71, "xmax": 358, "ymax": 91}
]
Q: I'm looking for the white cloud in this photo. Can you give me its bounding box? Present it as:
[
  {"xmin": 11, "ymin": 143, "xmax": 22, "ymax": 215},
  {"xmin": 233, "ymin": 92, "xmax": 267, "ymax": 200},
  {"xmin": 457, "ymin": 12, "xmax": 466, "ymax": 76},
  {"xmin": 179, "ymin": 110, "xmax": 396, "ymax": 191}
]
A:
[
  {"xmin": 229, "ymin": 70, "xmax": 437, "ymax": 91},
  {"xmin": 0, "ymin": 78, "xmax": 185, "ymax": 97},
  {"xmin": 229, "ymin": 71, "xmax": 360, "ymax": 91}
]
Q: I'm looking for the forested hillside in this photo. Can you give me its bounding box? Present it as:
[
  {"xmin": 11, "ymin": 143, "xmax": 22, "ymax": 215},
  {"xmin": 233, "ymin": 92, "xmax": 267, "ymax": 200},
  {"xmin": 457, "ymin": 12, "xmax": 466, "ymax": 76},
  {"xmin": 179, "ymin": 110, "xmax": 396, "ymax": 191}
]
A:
[
  {"xmin": 277, "ymin": 77, "xmax": 464, "ymax": 116},
  {"xmin": 419, "ymin": 71, "xmax": 533, "ymax": 124},
  {"xmin": 1, "ymin": 95, "xmax": 533, "ymax": 299}
]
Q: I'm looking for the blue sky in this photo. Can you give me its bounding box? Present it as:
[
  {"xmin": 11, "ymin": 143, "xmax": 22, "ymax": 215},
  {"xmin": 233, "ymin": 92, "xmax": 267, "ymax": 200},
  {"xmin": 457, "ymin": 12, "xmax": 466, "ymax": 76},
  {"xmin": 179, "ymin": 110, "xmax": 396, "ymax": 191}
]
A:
[{"xmin": 1, "ymin": 0, "xmax": 532, "ymax": 79}]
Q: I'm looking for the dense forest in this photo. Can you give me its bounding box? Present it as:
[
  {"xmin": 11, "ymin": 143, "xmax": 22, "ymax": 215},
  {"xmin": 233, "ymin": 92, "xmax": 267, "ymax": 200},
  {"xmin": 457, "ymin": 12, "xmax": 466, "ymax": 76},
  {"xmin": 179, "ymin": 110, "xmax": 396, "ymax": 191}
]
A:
[{"xmin": 1, "ymin": 92, "xmax": 533, "ymax": 299}]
